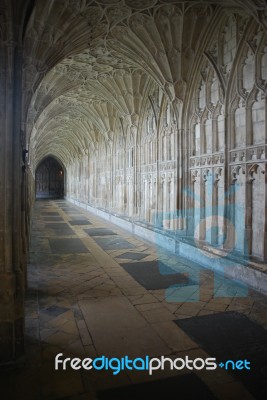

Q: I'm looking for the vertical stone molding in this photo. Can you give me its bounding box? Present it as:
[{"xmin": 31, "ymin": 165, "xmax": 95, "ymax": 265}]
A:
[{"xmin": 0, "ymin": 1, "xmax": 26, "ymax": 363}]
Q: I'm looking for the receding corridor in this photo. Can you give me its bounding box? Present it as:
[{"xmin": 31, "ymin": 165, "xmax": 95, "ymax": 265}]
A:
[
  {"xmin": 1, "ymin": 200, "xmax": 267, "ymax": 400},
  {"xmin": 1, "ymin": 2, "xmax": 267, "ymax": 399}
]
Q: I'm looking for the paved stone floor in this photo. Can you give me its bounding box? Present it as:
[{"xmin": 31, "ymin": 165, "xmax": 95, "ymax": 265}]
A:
[{"xmin": 1, "ymin": 200, "xmax": 267, "ymax": 399}]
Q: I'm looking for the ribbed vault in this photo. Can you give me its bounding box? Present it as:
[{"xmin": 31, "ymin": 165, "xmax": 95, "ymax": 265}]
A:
[{"xmin": 25, "ymin": 0, "xmax": 266, "ymax": 171}]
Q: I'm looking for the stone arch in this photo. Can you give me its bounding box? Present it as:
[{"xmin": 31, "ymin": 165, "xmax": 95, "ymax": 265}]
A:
[{"xmin": 35, "ymin": 156, "xmax": 65, "ymax": 199}]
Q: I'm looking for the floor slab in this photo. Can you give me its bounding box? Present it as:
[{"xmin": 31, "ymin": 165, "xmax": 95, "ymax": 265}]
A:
[
  {"xmin": 93, "ymin": 236, "xmax": 135, "ymax": 250},
  {"xmin": 116, "ymin": 252, "xmax": 149, "ymax": 261},
  {"xmin": 84, "ymin": 228, "xmax": 118, "ymax": 236},
  {"xmin": 69, "ymin": 219, "xmax": 92, "ymax": 225},
  {"xmin": 79, "ymin": 295, "xmax": 170, "ymax": 358},
  {"xmin": 120, "ymin": 260, "xmax": 195, "ymax": 290},
  {"xmin": 1, "ymin": 199, "xmax": 266, "ymax": 400},
  {"xmin": 49, "ymin": 238, "xmax": 90, "ymax": 254},
  {"xmin": 175, "ymin": 311, "xmax": 267, "ymax": 399}
]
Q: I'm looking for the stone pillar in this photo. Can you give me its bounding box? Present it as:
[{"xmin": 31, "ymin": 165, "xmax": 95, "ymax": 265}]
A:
[
  {"xmin": 211, "ymin": 176, "xmax": 219, "ymax": 246},
  {"xmin": 245, "ymin": 176, "xmax": 253, "ymax": 256},
  {"xmin": 0, "ymin": 9, "xmax": 25, "ymax": 363},
  {"xmin": 264, "ymin": 162, "xmax": 267, "ymax": 261},
  {"xmin": 265, "ymin": 94, "xmax": 267, "ymax": 261}
]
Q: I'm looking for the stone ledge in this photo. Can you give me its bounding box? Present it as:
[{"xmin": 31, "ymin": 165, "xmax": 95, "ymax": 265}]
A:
[{"xmin": 176, "ymin": 241, "xmax": 267, "ymax": 296}]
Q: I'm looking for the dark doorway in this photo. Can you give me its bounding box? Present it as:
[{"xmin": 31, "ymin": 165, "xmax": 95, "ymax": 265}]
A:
[{"xmin": 35, "ymin": 157, "xmax": 64, "ymax": 199}]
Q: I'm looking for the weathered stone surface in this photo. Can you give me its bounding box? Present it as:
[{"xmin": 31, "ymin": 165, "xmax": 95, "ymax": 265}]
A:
[{"xmin": 0, "ymin": 0, "xmax": 267, "ymax": 369}]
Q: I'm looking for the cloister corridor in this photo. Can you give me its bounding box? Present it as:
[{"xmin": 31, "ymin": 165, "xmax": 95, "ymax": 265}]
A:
[
  {"xmin": 0, "ymin": 199, "xmax": 266, "ymax": 399},
  {"xmin": 1, "ymin": 1, "xmax": 267, "ymax": 399}
]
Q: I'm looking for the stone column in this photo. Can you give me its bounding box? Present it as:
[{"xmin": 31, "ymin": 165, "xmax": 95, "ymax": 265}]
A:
[
  {"xmin": 0, "ymin": 14, "xmax": 25, "ymax": 363},
  {"xmin": 245, "ymin": 174, "xmax": 253, "ymax": 256},
  {"xmin": 264, "ymin": 162, "xmax": 267, "ymax": 261},
  {"xmin": 265, "ymin": 94, "xmax": 267, "ymax": 261}
]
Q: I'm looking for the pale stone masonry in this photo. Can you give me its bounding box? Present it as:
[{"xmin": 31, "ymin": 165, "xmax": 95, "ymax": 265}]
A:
[
  {"xmin": 0, "ymin": 0, "xmax": 266, "ymax": 377},
  {"xmin": 0, "ymin": 199, "xmax": 265, "ymax": 399}
]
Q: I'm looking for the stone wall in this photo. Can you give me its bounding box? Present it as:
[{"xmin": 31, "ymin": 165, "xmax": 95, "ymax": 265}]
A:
[
  {"xmin": 64, "ymin": 12, "xmax": 267, "ymax": 261},
  {"xmin": 1, "ymin": 0, "xmax": 266, "ymax": 363}
]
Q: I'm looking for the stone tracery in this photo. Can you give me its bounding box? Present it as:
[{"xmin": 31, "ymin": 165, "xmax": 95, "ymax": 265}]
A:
[
  {"xmin": 25, "ymin": 0, "xmax": 266, "ymax": 259},
  {"xmin": 0, "ymin": 0, "xmax": 267, "ymax": 365}
]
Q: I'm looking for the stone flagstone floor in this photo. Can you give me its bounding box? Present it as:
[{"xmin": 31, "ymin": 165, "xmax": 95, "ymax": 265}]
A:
[{"xmin": 0, "ymin": 199, "xmax": 267, "ymax": 400}]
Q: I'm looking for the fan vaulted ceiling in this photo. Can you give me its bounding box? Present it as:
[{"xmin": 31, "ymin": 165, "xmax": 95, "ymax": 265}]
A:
[{"xmin": 24, "ymin": 0, "xmax": 266, "ymax": 169}]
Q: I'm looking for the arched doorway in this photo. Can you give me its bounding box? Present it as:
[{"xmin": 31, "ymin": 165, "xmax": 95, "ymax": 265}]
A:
[{"xmin": 35, "ymin": 157, "xmax": 65, "ymax": 199}]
